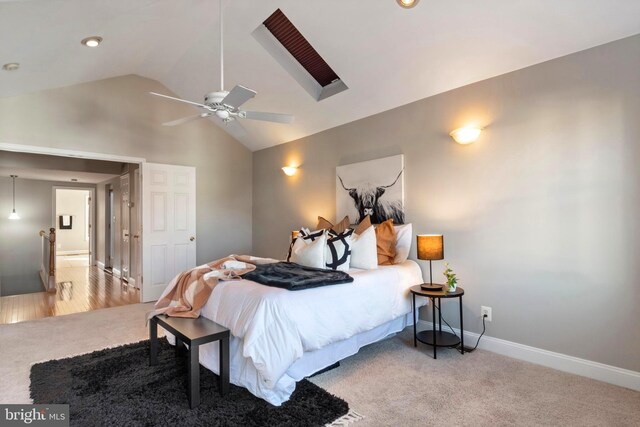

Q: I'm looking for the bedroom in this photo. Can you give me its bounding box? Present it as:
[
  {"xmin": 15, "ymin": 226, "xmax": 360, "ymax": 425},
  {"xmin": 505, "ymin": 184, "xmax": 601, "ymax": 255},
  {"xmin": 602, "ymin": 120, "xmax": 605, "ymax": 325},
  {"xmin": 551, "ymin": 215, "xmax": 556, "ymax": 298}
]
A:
[{"xmin": 1, "ymin": 0, "xmax": 639, "ymax": 426}]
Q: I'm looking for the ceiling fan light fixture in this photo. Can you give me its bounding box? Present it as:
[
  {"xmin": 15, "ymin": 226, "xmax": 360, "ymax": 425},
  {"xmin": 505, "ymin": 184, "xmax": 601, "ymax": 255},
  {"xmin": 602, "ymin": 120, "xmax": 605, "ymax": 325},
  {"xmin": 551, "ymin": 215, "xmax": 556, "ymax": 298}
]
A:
[
  {"xmin": 81, "ymin": 36, "xmax": 103, "ymax": 47},
  {"xmin": 397, "ymin": 0, "xmax": 419, "ymax": 9},
  {"xmin": 216, "ymin": 110, "xmax": 230, "ymax": 120}
]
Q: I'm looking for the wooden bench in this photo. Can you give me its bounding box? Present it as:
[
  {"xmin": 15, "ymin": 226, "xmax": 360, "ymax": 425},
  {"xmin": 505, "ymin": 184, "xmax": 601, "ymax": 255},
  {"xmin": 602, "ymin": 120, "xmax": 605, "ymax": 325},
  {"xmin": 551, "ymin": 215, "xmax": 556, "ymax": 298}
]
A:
[{"xmin": 149, "ymin": 315, "xmax": 230, "ymax": 409}]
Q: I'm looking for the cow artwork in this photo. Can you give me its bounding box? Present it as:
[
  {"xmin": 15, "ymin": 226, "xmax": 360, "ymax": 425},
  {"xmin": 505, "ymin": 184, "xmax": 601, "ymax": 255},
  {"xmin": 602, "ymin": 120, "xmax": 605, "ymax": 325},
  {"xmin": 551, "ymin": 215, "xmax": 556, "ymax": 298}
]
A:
[{"xmin": 336, "ymin": 155, "xmax": 405, "ymax": 225}]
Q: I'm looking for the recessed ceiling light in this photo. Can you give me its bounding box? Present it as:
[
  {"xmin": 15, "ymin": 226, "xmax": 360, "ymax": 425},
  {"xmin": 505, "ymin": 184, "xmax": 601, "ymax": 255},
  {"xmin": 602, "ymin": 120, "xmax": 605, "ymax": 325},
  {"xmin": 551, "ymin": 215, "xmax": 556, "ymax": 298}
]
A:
[
  {"xmin": 2, "ymin": 63, "xmax": 20, "ymax": 71},
  {"xmin": 396, "ymin": 0, "xmax": 419, "ymax": 8},
  {"xmin": 81, "ymin": 36, "xmax": 103, "ymax": 47}
]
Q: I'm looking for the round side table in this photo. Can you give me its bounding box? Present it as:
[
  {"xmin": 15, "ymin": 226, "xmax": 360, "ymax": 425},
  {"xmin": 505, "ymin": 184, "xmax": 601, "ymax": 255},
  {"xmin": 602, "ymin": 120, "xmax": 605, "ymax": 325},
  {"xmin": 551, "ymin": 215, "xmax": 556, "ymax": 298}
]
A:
[{"xmin": 410, "ymin": 285, "xmax": 465, "ymax": 359}]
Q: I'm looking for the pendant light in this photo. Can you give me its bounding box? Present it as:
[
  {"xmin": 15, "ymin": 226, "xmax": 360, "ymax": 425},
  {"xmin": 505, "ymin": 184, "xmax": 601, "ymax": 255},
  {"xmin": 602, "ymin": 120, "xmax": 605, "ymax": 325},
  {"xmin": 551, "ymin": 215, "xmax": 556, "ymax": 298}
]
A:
[{"xmin": 8, "ymin": 175, "xmax": 20, "ymax": 220}]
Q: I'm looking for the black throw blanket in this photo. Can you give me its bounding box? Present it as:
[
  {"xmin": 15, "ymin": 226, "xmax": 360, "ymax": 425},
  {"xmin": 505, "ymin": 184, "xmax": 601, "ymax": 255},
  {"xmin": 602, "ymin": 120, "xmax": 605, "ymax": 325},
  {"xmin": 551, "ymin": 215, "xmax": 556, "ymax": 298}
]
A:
[{"xmin": 243, "ymin": 262, "xmax": 353, "ymax": 291}]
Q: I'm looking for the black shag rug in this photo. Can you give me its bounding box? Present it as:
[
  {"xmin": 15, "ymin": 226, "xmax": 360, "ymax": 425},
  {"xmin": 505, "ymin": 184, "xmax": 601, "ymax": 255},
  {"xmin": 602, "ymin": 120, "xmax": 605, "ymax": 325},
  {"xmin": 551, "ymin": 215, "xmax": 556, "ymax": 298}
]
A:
[{"xmin": 31, "ymin": 339, "xmax": 348, "ymax": 427}]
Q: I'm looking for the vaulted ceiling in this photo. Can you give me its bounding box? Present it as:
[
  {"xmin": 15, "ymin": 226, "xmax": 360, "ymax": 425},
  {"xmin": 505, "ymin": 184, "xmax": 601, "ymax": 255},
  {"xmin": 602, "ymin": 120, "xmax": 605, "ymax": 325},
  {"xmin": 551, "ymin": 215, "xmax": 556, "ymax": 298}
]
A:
[{"xmin": 2, "ymin": 0, "xmax": 639, "ymax": 151}]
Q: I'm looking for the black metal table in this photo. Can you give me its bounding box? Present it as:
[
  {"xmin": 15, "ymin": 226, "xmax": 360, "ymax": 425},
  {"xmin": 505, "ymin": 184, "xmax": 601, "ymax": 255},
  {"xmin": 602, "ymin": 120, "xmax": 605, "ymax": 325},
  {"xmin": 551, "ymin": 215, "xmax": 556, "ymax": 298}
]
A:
[
  {"xmin": 150, "ymin": 315, "xmax": 230, "ymax": 409},
  {"xmin": 410, "ymin": 285, "xmax": 465, "ymax": 359}
]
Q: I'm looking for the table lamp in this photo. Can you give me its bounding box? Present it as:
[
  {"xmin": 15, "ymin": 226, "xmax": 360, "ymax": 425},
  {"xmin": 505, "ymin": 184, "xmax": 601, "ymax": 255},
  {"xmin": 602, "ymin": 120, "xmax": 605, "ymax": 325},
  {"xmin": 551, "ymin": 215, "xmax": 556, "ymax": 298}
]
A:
[{"xmin": 417, "ymin": 234, "xmax": 444, "ymax": 291}]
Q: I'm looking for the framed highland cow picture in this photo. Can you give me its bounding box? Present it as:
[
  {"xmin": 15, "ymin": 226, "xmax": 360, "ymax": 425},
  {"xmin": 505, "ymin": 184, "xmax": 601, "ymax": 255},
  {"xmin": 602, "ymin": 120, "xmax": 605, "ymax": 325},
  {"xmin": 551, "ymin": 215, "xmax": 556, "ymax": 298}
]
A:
[{"xmin": 336, "ymin": 154, "xmax": 405, "ymax": 224}]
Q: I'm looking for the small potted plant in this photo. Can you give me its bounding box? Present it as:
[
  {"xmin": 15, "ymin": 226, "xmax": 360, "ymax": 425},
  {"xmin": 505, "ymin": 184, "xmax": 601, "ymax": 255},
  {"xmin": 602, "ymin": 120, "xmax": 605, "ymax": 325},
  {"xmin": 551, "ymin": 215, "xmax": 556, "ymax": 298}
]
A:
[{"xmin": 442, "ymin": 262, "xmax": 458, "ymax": 292}]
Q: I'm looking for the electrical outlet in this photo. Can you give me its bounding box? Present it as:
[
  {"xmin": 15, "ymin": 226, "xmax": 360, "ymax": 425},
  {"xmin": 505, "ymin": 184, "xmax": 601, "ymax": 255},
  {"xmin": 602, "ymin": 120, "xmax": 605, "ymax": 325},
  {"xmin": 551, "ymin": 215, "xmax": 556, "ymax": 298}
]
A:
[{"xmin": 481, "ymin": 306, "xmax": 492, "ymax": 322}]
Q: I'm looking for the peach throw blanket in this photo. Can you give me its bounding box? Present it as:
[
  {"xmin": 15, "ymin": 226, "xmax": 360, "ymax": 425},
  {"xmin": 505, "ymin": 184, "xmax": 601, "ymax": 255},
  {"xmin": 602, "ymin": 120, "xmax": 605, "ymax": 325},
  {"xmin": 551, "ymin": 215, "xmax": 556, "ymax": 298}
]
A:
[{"xmin": 148, "ymin": 255, "xmax": 259, "ymax": 321}]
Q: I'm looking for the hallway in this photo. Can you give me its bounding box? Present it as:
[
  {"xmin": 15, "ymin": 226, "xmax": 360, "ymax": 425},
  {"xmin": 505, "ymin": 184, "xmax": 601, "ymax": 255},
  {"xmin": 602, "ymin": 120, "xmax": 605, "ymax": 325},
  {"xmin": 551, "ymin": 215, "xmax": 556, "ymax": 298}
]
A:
[{"xmin": 0, "ymin": 257, "xmax": 139, "ymax": 324}]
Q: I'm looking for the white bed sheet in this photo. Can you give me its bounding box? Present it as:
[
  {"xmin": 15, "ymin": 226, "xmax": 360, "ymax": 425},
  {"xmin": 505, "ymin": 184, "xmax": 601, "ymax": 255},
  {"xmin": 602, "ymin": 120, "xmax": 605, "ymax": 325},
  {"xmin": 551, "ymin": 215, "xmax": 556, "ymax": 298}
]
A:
[{"xmin": 160, "ymin": 260, "xmax": 425, "ymax": 405}]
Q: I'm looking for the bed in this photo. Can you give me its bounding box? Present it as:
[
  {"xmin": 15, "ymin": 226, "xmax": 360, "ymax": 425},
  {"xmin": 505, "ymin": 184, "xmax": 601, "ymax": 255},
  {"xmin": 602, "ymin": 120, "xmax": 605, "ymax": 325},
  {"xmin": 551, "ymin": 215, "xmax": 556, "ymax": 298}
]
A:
[{"xmin": 158, "ymin": 259, "xmax": 425, "ymax": 406}]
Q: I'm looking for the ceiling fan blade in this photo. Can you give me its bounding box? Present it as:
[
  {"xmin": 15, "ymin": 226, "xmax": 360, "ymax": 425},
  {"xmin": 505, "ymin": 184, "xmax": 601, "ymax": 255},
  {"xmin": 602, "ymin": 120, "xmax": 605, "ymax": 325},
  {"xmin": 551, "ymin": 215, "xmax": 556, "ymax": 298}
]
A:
[
  {"xmin": 162, "ymin": 113, "xmax": 211, "ymax": 126},
  {"xmin": 149, "ymin": 92, "xmax": 209, "ymax": 109},
  {"xmin": 223, "ymin": 119, "xmax": 248, "ymax": 139},
  {"xmin": 242, "ymin": 111, "xmax": 294, "ymax": 124},
  {"xmin": 221, "ymin": 85, "xmax": 256, "ymax": 109}
]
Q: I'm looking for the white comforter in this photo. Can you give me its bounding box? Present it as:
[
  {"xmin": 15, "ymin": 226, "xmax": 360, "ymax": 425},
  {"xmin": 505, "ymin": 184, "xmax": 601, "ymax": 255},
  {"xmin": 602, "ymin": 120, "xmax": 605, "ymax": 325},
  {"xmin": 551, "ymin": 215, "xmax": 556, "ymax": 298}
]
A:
[{"xmin": 159, "ymin": 260, "xmax": 423, "ymax": 405}]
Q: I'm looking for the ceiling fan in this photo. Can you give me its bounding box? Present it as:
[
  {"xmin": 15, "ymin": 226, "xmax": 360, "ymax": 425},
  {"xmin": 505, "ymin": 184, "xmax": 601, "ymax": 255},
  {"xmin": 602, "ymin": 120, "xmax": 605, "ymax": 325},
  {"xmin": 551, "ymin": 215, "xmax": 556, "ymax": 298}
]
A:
[{"xmin": 149, "ymin": 0, "xmax": 293, "ymax": 137}]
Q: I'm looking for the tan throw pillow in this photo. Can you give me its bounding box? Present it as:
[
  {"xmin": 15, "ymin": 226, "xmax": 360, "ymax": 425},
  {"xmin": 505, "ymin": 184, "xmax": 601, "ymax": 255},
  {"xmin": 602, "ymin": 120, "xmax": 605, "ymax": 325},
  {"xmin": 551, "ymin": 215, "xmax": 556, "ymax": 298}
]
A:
[
  {"xmin": 316, "ymin": 216, "xmax": 334, "ymax": 231},
  {"xmin": 353, "ymin": 215, "xmax": 372, "ymax": 235},
  {"xmin": 316, "ymin": 215, "xmax": 350, "ymax": 234},
  {"xmin": 375, "ymin": 219, "xmax": 397, "ymax": 265}
]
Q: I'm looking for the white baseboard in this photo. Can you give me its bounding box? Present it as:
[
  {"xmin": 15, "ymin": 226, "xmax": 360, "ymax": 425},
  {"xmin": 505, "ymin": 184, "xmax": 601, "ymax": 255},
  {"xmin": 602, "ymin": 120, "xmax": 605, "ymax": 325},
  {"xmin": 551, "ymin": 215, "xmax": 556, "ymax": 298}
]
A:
[
  {"xmin": 96, "ymin": 261, "xmax": 105, "ymax": 270},
  {"xmin": 56, "ymin": 250, "xmax": 89, "ymax": 256},
  {"xmin": 112, "ymin": 268, "xmax": 121, "ymax": 278},
  {"xmin": 127, "ymin": 278, "xmax": 136, "ymax": 287},
  {"xmin": 418, "ymin": 320, "xmax": 640, "ymax": 392}
]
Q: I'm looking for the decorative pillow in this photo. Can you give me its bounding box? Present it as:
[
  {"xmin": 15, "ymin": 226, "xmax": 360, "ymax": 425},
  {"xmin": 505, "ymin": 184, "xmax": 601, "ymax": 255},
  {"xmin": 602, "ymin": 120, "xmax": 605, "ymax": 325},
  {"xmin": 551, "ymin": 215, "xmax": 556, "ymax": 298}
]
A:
[
  {"xmin": 350, "ymin": 225, "xmax": 378, "ymax": 270},
  {"xmin": 325, "ymin": 229, "xmax": 354, "ymax": 272},
  {"xmin": 287, "ymin": 229, "xmax": 318, "ymax": 262},
  {"xmin": 316, "ymin": 216, "xmax": 350, "ymax": 234},
  {"xmin": 394, "ymin": 223, "xmax": 413, "ymax": 264},
  {"xmin": 299, "ymin": 228, "xmax": 325, "ymax": 241},
  {"xmin": 290, "ymin": 230, "xmax": 327, "ymax": 269},
  {"xmin": 375, "ymin": 219, "xmax": 397, "ymax": 265},
  {"xmin": 286, "ymin": 230, "xmax": 304, "ymax": 262},
  {"xmin": 353, "ymin": 215, "xmax": 372, "ymax": 235}
]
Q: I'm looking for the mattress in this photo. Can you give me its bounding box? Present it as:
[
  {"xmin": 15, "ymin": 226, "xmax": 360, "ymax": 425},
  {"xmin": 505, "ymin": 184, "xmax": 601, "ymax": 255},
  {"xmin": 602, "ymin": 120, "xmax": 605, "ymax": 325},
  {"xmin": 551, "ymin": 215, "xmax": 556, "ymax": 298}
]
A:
[{"xmin": 160, "ymin": 260, "xmax": 425, "ymax": 405}]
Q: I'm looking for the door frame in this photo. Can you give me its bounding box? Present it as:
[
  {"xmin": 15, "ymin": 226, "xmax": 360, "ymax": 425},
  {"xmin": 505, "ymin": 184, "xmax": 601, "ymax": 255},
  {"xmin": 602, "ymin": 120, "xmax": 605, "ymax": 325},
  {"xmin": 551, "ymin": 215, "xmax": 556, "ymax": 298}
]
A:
[
  {"xmin": 52, "ymin": 186, "xmax": 96, "ymax": 266},
  {"xmin": 105, "ymin": 185, "xmax": 115, "ymax": 270},
  {"xmin": 0, "ymin": 142, "xmax": 146, "ymax": 292}
]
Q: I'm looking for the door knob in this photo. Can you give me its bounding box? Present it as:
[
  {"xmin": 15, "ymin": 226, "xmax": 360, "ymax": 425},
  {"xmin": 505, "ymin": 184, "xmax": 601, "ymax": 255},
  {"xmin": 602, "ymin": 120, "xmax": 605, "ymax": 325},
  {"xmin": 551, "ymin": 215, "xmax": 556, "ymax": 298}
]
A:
[
  {"xmin": 190, "ymin": 236, "xmax": 195, "ymax": 242},
  {"xmin": 133, "ymin": 234, "xmax": 139, "ymax": 239}
]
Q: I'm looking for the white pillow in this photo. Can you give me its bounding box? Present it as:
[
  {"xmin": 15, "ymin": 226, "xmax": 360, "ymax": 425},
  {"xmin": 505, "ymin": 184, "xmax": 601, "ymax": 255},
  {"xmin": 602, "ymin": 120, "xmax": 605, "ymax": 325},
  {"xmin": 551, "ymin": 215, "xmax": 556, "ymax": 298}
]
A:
[
  {"xmin": 325, "ymin": 229, "xmax": 354, "ymax": 272},
  {"xmin": 290, "ymin": 231, "xmax": 327, "ymax": 269},
  {"xmin": 350, "ymin": 225, "xmax": 378, "ymax": 270},
  {"xmin": 394, "ymin": 223, "xmax": 413, "ymax": 264}
]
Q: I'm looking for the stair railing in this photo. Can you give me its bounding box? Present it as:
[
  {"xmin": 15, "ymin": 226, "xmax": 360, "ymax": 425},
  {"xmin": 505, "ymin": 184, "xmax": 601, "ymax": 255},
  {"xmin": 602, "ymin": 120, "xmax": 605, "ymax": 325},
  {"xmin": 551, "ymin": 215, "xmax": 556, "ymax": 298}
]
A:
[{"xmin": 39, "ymin": 228, "xmax": 56, "ymax": 293}]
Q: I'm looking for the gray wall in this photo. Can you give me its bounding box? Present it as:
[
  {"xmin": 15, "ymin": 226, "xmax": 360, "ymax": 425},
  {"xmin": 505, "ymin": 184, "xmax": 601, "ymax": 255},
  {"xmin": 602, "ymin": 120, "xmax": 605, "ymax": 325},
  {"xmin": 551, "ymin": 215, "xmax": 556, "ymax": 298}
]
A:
[
  {"xmin": 253, "ymin": 35, "xmax": 640, "ymax": 371},
  {"xmin": 0, "ymin": 178, "xmax": 95, "ymax": 296},
  {"xmin": 0, "ymin": 74, "xmax": 253, "ymax": 264}
]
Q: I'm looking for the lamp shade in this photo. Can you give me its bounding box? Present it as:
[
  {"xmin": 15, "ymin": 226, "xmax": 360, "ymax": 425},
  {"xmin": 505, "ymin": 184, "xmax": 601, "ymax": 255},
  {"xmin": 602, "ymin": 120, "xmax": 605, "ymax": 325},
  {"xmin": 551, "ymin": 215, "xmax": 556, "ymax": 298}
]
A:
[{"xmin": 417, "ymin": 234, "xmax": 444, "ymax": 260}]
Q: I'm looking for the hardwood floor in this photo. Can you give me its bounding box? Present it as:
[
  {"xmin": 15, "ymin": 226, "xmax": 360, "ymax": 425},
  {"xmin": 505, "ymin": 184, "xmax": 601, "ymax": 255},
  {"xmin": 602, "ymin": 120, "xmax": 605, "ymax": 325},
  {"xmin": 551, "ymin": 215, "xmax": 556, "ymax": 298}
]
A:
[{"xmin": 0, "ymin": 258, "xmax": 139, "ymax": 325}]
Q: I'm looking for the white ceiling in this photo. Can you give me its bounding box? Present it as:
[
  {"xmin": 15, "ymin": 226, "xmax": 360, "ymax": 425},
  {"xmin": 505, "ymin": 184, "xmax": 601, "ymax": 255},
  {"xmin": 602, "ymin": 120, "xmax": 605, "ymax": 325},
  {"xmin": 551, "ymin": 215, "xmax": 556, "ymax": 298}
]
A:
[
  {"xmin": 1, "ymin": 0, "xmax": 639, "ymax": 151},
  {"xmin": 0, "ymin": 167, "xmax": 118, "ymax": 184}
]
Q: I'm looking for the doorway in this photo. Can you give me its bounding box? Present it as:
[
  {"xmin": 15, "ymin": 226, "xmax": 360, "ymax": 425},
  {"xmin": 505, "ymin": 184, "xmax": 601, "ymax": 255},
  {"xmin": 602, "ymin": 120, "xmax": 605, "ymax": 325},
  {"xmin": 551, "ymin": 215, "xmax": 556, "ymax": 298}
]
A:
[
  {"xmin": 54, "ymin": 187, "xmax": 95, "ymax": 268},
  {"xmin": 0, "ymin": 142, "xmax": 197, "ymax": 304}
]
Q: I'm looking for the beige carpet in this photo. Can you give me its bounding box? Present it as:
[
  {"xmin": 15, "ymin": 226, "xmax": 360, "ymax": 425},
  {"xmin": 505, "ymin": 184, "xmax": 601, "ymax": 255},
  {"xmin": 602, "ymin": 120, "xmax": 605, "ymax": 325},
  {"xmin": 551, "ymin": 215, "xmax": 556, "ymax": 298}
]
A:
[{"xmin": 1, "ymin": 303, "xmax": 638, "ymax": 426}]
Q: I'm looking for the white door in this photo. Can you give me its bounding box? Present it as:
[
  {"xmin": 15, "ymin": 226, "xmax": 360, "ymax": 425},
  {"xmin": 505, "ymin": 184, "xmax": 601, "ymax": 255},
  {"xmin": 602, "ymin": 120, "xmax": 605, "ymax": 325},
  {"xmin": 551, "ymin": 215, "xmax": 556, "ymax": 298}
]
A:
[{"xmin": 141, "ymin": 163, "xmax": 196, "ymax": 302}]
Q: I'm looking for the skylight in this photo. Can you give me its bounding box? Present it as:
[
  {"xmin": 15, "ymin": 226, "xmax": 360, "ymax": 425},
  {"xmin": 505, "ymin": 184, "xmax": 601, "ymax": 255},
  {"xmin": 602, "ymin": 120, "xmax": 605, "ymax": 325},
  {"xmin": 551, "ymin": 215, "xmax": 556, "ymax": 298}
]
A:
[{"xmin": 253, "ymin": 9, "xmax": 348, "ymax": 101}]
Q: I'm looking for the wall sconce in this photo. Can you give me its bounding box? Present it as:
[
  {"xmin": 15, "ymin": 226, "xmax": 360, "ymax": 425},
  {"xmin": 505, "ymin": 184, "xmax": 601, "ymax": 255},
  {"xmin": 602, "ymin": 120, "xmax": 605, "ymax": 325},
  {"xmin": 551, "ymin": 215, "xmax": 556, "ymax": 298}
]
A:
[
  {"xmin": 450, "ymin": 126, "xmax": 482, "ymax": 145},
  {"xmin": 282, "ymin": 166, "xmax": 298, "ymax": 176},
  {"xmin": 397, "ymin": 0, "xmax": 419, "ymax": 8}
]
